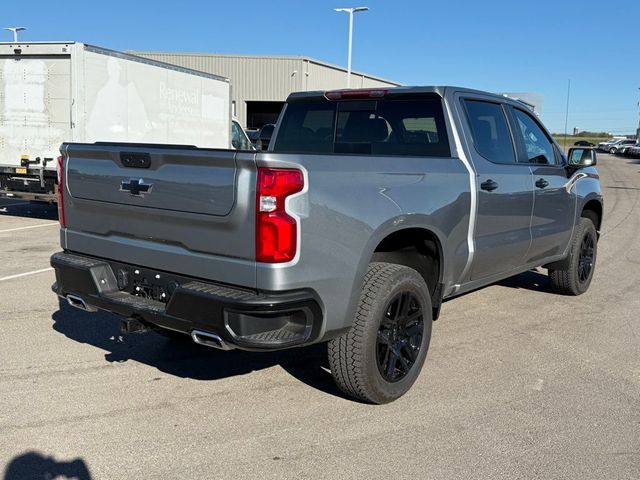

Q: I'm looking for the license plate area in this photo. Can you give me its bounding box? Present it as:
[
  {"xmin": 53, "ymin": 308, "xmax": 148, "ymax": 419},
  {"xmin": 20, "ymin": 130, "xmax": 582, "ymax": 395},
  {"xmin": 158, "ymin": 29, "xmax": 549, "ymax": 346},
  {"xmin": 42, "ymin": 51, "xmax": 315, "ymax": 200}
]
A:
[{"xmin": 113, "ymin": 264, "xmax": 182, "ymax": 304}]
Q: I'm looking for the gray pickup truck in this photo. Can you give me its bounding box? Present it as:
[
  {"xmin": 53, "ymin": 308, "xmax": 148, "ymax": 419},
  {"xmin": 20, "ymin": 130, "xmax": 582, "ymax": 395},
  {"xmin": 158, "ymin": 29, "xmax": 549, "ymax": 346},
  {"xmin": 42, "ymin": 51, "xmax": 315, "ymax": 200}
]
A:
[{"xmin": 51, "ymin": 86, "xmax": 603, "ymax": 404}]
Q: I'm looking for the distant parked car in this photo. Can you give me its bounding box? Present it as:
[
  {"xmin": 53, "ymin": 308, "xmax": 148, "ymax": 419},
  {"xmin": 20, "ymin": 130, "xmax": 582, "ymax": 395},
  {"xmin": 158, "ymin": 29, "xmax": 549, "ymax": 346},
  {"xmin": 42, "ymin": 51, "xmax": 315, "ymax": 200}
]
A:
[
  {"xmin": 574, "ymin": 140, "xmax": 594, "ymax": 147},
  {"xmin": 231, "ymin": 119, "xmax": 255, "ymax": 151},
  {"xmin": 255, "ymin": 123, "xmax": 276, "ymax": 151},
  {"xmin": 608, "ymin": 139, "xmax": 636, "ymax": 154},
  {"xmin": 245, "ymin": 128, "xmax": 260, "ymax": 145},
  {"xmin": 617, "ymin": 143, "xmax": 639, "ymax": 156},
  {"xmin": 627, "ymin": 145, "xmax": 640, "ymax": 158},
  {"xmin": 597, "ymin": 138, "xmax": 628, "ymax": 152}
]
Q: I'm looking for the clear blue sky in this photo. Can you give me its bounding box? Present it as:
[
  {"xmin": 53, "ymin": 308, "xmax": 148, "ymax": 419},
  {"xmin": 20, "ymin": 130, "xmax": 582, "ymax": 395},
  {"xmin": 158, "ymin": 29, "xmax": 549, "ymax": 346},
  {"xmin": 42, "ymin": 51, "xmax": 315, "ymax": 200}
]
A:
[{"xmin": 6, "ymin": 0, "xmax": 639, "ymax": 134}]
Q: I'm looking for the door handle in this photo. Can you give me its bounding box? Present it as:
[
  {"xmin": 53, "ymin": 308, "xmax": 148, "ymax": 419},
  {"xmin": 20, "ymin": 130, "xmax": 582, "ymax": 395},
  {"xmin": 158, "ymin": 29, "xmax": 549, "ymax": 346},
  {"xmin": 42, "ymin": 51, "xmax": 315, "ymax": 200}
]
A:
[
  {"xmin": 480, "ymin": 179, "xmax": 499, "ymax": 192},
  {"xmin": 535, "ymin": 178, "xmax": 549, "ymax": 189}
]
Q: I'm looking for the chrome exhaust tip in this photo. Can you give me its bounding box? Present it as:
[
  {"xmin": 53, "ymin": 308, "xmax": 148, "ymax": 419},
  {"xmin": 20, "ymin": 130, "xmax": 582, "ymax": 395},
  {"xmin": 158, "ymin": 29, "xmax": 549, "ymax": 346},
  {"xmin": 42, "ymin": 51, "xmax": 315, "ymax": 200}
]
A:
[
  {"xmin": 191, "ymin": 329, "xmax": 234, "ymax": 351},
  {"xmin": 66, "ymin": 294, "xmax": 97, "ymax": 312}
]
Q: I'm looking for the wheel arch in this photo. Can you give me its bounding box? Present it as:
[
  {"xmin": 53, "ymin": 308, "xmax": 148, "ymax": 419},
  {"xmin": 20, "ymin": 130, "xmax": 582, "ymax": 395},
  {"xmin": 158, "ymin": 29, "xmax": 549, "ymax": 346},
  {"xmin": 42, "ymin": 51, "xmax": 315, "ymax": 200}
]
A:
[
  {"xmin": 364, "ymin": 224, "xmax": 447, "ymax": 319},
  {"xmin": 581, "ymin": 198, "xmax": 603, "ymax": 233}
]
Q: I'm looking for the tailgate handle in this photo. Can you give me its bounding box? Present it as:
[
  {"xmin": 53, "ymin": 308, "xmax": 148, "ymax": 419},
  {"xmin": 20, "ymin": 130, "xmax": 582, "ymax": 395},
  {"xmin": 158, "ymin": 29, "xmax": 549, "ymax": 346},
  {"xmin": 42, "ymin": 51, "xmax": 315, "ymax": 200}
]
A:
[{"xmin": 120, "ymin": 152, "xmax": 151, "ymax": 169}]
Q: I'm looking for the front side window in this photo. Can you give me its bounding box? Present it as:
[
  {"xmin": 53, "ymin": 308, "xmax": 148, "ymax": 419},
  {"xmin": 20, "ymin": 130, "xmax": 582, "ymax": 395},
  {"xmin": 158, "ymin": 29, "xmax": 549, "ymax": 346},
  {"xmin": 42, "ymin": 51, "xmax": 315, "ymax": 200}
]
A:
[
  {"xmin": 513, "ymin": 109, "xmax": 557, "ymax": 165},
  {"xmin": 464, "ymin": 100, "xmax": 516, "ymax": 164}
]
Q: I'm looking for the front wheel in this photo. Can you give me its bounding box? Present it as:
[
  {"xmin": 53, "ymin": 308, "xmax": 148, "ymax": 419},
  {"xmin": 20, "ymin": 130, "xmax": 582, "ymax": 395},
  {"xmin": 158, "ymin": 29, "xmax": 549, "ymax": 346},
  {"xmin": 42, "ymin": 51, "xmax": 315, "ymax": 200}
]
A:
[
  {"xmin": 328, "ymin": 262, "xmax": 432, "ymax": 404},
  {"xmin": 609, "ymin": 147, "xmax": 617, "ymax": 154},
  {"xmin": 548, "ymin": 217, "xmax": 598, "ymax": 295}
]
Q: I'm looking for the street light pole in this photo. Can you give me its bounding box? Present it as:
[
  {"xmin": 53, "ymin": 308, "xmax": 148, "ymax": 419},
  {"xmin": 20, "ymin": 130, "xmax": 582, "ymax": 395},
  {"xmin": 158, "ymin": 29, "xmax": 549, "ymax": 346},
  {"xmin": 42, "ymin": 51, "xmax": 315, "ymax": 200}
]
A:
[
  {"xmin": 4, "ymin": 27, "xmax": 26, "ymax": 42},
  {"xmin": 334, "ymin": 7, "xmax": 368, "ymax": 88},
  {"xmin": 637, "ymin": 88, "xmax": 640, "ymax": 141}
]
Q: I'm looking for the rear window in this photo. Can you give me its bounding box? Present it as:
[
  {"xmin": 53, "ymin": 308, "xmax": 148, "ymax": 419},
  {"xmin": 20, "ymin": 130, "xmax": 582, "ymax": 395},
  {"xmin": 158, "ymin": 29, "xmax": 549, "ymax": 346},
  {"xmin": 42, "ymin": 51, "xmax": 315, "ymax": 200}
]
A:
[{"xmin": 274, "ymin": 98, "xmax": 451, "ymax": 157}]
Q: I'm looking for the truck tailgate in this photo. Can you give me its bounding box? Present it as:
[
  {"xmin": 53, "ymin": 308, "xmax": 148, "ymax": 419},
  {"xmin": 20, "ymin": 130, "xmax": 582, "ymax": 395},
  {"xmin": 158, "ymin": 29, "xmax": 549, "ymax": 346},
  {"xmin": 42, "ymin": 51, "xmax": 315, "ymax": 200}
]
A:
[{"xmin": 62, "ymin": 143, "xmax": 257, "ymax": 287}]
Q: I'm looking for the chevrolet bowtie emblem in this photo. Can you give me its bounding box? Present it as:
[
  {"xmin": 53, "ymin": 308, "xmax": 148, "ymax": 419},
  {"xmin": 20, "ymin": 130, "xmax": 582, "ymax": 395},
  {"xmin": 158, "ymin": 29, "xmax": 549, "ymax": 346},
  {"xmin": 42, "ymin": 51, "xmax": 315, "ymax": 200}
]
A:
[{"xmin": 120, "ymin": 178, "xmax": 152, "ymax": 197}]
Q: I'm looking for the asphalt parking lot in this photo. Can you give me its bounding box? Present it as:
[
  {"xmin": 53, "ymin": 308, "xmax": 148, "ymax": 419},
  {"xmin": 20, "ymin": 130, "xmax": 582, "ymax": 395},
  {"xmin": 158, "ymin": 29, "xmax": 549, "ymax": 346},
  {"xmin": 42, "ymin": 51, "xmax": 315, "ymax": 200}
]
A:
[{"xmin": 0, "ymin": 154, "xmax": 638, "ymax": 479}]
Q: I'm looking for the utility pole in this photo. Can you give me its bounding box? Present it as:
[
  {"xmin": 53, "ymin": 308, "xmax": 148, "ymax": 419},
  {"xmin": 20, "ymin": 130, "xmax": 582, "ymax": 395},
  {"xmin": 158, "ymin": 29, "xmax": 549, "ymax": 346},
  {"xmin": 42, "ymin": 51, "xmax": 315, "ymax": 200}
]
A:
[
  {"xmin": 563, "ymin": 79, "xmax": 571, "ymax": 150},
  {"xmin": 637, "ymin": 88, "xmax": 640, "ymax": 140}
]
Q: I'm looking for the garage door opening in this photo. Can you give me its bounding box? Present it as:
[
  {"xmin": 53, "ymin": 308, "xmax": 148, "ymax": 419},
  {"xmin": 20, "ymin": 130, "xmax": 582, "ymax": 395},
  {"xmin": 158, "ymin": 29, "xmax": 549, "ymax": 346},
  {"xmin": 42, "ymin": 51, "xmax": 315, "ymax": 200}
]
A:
[{"xmin": 246, "ymin": 101, "xmax": 285, "ymax": 129}]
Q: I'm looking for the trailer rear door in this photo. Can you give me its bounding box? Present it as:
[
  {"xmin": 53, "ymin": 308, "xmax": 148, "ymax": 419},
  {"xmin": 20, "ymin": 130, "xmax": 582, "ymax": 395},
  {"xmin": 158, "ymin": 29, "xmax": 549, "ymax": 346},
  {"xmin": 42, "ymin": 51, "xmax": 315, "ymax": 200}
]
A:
[{"xmin": 0, "ymin": 54, "xmax": 71, "ymax": 167}]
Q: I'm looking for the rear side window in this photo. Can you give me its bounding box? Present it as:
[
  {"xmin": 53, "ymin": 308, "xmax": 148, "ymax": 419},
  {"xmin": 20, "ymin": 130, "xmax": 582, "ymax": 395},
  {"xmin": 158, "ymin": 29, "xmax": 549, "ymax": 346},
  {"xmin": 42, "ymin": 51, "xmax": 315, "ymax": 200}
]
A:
[
  {"xmin": 274, "ymin": 98, "xmax": 450, "ymax": 157},
  {"xmin": 464, "ymin": 100, "xmax": 515, "ymax": 164}
]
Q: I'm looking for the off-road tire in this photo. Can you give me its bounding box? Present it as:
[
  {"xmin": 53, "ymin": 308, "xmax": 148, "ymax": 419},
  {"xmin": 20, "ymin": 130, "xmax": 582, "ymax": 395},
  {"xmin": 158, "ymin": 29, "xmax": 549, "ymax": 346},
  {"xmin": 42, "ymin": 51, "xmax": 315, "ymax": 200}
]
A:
[
  {"xmin": 549, "ymin": 217, "xmax": 598, "ymax": 295},
  {"xmin": 328, "ymin": 262, "xmax": 432, "ymax": 404}
]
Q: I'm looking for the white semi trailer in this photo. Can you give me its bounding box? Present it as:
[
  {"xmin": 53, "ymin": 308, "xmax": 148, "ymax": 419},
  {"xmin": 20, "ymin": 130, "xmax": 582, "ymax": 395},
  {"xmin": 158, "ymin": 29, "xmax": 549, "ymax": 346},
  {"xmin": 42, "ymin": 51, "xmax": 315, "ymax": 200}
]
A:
[{"xmin": 0, "ymin": 41, "xmax": 232, "ymax": 201}]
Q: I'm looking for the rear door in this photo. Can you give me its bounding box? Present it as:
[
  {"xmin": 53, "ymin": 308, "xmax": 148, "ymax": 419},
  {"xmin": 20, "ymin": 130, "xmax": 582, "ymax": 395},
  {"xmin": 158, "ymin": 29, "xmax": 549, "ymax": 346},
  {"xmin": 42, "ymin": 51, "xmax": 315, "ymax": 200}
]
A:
[
  {"xmin": 0, "ymin": 54, "xmax": 71, "ymax": 167},
  {"xmin": 457, "ymin": 96, "xmax": 534, "ymax": 280},
  {"xmin": 63, "ymin": 144, "xmax": 257, "ymax": 287}
]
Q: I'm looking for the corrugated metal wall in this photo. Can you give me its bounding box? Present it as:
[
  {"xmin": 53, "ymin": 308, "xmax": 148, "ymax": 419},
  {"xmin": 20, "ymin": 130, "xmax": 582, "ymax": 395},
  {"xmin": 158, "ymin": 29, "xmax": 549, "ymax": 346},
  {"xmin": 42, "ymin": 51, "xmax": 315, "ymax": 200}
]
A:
[
  {"xmin": 305, "ymin": 60, "xmax": 396, "ymax": 90},
  {"xmin": 131, "ymin": 53, "xmax": 399, "ymax": 127}
]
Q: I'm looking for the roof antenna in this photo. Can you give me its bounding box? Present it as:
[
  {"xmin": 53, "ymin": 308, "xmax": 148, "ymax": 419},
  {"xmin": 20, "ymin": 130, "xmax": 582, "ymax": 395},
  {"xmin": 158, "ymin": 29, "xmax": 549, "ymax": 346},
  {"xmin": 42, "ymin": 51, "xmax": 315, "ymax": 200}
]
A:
[{"xmin": 5, "ymin": 27, "xmax": 26, "ymax": 42}]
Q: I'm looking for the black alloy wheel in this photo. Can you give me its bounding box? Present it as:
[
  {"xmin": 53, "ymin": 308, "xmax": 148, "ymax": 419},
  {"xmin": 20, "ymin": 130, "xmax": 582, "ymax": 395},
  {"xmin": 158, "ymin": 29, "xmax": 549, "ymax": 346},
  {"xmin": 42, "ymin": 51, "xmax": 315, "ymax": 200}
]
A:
[
  {"xmin": 376, "ymin": 291, "xmax": 424, "ymax": 382},
  {"xmin": 548, "ymin": 217, "xmax": 598, "ymax": 295},
  {"xmin": 577, "ymin": 231, "xmax": 595, "ymax": 284}
]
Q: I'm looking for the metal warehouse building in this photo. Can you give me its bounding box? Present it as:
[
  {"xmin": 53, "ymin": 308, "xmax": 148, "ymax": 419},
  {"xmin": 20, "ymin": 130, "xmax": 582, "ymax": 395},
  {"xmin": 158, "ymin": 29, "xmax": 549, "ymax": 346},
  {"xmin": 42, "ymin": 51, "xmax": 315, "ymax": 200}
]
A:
[{"xmin": 131, "ymin": 52, "xmax": 400, "ymax": 129}]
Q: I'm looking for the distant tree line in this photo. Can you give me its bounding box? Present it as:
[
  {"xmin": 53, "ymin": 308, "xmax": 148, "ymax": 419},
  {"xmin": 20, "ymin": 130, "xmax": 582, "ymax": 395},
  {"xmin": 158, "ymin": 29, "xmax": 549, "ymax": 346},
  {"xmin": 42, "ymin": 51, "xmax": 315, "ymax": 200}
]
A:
[{"xmin": 552, "ymin": 131, "xmax": 610, "ymax": 138}]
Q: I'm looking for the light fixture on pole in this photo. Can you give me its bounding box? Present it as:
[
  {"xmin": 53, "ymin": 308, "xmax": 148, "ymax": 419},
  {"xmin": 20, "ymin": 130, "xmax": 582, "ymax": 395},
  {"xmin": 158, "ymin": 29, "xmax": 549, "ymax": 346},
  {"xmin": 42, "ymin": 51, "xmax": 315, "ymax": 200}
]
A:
[
  {"xmin": 334, "ymin": 7, "xmax": 368, "ymax": 88},
  {"xmin": 5, "ymin": 27, "xmax": 26, "ymax": 42}
]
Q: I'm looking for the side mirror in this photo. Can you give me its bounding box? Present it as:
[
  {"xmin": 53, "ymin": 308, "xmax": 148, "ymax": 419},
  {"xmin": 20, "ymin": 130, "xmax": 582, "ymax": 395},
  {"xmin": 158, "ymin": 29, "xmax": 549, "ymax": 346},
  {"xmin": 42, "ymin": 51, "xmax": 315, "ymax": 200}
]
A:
[{"xmin": 567, "ymin": 147, "xmax": 597, "ymax": 168}]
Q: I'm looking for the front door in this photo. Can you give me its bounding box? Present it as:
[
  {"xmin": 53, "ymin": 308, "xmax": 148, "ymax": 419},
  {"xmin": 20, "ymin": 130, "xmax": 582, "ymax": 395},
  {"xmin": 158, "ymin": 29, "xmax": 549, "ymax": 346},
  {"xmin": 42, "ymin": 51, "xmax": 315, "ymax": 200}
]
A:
[{"xmin": 508, "ymin": 107, "xmax": 576, "ymax": 262}]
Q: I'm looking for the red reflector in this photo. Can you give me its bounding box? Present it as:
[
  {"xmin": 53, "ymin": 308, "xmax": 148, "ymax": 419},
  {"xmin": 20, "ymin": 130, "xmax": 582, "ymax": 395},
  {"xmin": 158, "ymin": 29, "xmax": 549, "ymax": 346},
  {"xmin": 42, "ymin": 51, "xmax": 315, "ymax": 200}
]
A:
[
  {"xmin": 56, "ymin": 155, "xmax": 66, "ymax": 227},
  {"xmin": 256, "ymin": 168, "xmax": 304, "ymax": 263},
  {"xmin": 324, "ymin": 89, "xmax": 388, "ymax": 100}
]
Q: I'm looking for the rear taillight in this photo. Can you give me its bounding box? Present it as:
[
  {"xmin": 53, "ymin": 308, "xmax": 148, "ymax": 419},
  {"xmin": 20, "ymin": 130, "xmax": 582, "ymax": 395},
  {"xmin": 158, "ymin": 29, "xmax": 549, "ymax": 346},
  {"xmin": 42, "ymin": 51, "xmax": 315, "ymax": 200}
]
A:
[
  {"xmin": 256, "ymin": 167, "xmax": 304, "ymax": 263},
  {"xmin": 56, "ymin": 155, "xmax": 66, "ymax": 227}
]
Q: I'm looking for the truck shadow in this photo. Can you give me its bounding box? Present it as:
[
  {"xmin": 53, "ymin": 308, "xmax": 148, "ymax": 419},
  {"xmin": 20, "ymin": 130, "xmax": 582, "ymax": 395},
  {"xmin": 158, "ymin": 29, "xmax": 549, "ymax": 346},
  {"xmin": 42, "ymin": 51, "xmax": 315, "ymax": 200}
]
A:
[
  {"xmin": 3, "ymin": 451, "xmax": 92, "ymax": 480},
  {"xmin": 51, "ymin": 300, "xmax": 349, "ymax": 400},
  {"xmin": 0, "ymin": 200, "xmax": 58, "ymax": 220},
  {"xmin": 495, "ymin": 269, "xmax": 551, "ymax": 292}
]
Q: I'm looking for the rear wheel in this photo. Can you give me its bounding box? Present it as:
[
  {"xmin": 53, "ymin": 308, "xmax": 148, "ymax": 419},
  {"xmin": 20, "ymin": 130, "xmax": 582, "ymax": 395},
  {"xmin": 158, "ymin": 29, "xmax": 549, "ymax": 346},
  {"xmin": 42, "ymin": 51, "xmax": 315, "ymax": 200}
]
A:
[
  {"xmin": 328, "ymin": 262, "xmax": 432, "ymax": 404},
  {"xmin": 549, "ymin": 217, "xmax": 597, "ymax": 295}
]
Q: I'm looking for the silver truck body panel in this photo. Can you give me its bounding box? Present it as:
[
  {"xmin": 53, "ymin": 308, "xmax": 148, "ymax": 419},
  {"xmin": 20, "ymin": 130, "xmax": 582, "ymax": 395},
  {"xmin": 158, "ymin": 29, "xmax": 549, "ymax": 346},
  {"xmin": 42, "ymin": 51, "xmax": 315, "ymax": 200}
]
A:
[
  {"xmin": 254, "ymin": 151, "xmax": 471, "ymax": 335},
  {"xmin": 66, "ymin": 145, "xmax": 237, "ymax": 216}
]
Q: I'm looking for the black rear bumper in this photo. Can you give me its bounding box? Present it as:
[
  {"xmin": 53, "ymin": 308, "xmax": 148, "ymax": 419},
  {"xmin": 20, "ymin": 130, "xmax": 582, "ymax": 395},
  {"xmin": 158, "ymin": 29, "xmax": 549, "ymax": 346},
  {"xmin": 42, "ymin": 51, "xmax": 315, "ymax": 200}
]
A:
[{"xmin": 51, "ymin": 252, "xmax": 323, "ymax": 351}]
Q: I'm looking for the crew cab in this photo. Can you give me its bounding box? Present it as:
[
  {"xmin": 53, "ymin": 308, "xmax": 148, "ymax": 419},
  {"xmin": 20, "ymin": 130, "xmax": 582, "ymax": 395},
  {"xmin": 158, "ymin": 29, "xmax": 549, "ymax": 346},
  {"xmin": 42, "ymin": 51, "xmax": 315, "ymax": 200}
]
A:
[{"xmin": 51, "ymin": 86, "xmax": 603, "ymax": 404}]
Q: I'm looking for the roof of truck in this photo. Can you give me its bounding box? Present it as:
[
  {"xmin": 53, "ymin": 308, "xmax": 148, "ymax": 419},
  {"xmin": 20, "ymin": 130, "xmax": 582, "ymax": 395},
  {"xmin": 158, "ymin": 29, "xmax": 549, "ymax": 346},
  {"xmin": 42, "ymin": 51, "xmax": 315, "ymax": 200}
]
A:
[
  {"xmin": 287, "ymin": 86, "xmax": 537, "ymax": 112},
  {"xmin": 288, "ymin": 86, "xmax": 514, "ymax": 101}
]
